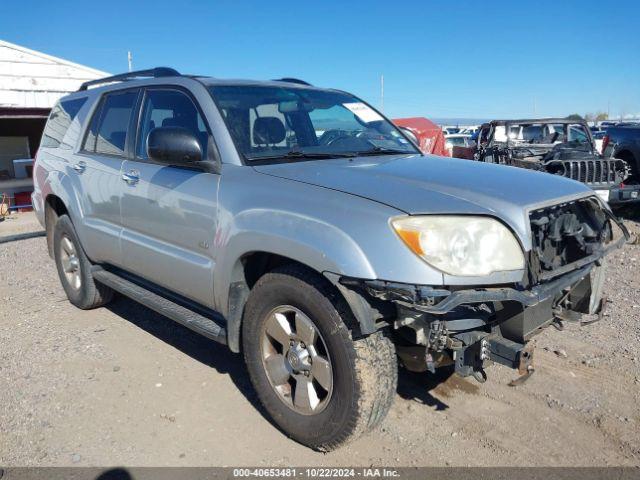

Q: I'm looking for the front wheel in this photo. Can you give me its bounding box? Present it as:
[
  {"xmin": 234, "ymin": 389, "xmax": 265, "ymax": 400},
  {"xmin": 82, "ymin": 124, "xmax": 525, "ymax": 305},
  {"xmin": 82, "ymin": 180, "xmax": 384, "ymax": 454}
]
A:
[{"xmin": 242, "ymin": 265, "xmax": 397, "ymax": 451}]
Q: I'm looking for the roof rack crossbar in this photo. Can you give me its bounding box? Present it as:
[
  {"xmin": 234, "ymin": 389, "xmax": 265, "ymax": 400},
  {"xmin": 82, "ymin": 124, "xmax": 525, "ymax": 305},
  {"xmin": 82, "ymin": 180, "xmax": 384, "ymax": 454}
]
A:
[
  {"xmin": 78, "ymin": 67, "xmax": 181, "ymax": 91},
  {"xmin": 272, "ymin": 77, "xmax": 312, "ymax": 86}
]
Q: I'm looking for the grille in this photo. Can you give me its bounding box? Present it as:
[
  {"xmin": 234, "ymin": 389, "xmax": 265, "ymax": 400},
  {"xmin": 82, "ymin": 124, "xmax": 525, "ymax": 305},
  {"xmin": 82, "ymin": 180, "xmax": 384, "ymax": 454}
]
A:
[
  {"xmin": 528, "ymin": 198, "xmax": 610, "ymax": 282},
  {"xmin": 550, "ymin": 159, "xmax": 622, "ymax": 186}
]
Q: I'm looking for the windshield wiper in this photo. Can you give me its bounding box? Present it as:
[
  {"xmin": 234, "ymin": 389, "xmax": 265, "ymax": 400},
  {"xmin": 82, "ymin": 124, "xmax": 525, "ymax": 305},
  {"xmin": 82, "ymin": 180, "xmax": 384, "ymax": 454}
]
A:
[
  {"xmin": 246, "ymin": 150, "xmax": 356, "ymax": 162},
  {"xmin": 355, "ymin": 146, "xmax": 416, "ymax": 156}
]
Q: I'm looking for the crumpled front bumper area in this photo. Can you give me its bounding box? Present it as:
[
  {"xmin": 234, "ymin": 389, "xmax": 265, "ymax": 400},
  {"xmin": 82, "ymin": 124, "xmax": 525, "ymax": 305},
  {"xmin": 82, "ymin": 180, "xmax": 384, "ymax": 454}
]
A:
[
  {"xmin": 339, "ymin": 246, "xmax": 619, "ymax": 383},
  {"xmin": 338, "ymin": 200, "xmax": 629, "ymax": 383}
]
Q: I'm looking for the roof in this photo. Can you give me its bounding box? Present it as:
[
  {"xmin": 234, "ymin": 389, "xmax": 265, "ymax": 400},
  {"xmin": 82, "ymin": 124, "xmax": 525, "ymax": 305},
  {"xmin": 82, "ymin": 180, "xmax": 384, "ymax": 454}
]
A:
[
  {"xmin": 66, "ymin": 72, "xmax": 328, "ymax": 98},
  {"xmin": 197, "ymin": 77, "xmax": 322, "ymax": 89},
  {"xmin": 0, "ymin": 39, "xmax": 110, "ymax": 109},
  {"xmin": 489, "ymin": 118, "xmax": 587, "ymax": 125}
]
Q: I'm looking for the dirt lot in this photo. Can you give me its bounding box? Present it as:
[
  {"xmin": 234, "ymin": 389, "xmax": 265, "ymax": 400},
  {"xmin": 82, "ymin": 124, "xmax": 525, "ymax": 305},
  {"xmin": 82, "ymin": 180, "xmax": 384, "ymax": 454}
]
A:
[{"xmin": 1, "ymin": 211, "xmax": 639, "ymax": 467}]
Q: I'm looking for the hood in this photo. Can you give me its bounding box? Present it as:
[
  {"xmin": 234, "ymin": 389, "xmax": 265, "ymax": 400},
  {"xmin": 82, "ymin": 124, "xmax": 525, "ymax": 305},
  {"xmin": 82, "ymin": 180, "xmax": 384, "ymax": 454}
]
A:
[{"xmin": 253, "ymin": 154, "xmax": 594, "ymax": 247}]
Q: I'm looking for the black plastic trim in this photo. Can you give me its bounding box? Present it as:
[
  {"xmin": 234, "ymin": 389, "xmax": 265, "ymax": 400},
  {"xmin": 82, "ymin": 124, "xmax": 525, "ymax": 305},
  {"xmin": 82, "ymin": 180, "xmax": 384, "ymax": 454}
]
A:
[
  {"xmin": 351, "ymin": 262, "xmax": 596, "ymax": 315},
  {"xmin": 92, "ymin": 267, "xmax": 227, "ymax": 344},
  {"xmin": 78, "ymin": 67, "xmax": 181, "ymax": 91}
]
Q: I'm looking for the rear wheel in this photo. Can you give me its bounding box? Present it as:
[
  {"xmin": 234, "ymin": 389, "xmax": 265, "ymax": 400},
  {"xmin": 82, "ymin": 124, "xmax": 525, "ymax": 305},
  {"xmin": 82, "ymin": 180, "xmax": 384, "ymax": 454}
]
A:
[
  {"xmin": 53, "ymin": 215, "xmax": 113, "ymax": 309},
  {"xmin": 242, "ymin": 265, "xmax": 397, "ymax": 451}
]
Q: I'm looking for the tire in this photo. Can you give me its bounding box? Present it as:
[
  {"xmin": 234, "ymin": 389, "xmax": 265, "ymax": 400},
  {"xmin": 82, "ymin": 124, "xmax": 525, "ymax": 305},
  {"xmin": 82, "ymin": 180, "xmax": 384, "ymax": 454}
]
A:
[
  {"xmin": 53, "ymin": 214, "xmax": 114, "ymax": 309},
  {"xmin": 242, "ymin": 264, "xmax": 397, "ymax": 451}
]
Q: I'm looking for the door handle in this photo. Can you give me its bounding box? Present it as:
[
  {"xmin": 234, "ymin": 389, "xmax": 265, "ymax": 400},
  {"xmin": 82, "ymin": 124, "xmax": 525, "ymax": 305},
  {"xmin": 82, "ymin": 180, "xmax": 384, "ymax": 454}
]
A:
[
  {"xmin": 72, "ymin": 161, "xmax": 86, "ymax": 173},
  {"xmin": 121, "ymin": 170, "xmax": 140, "ymax": 185}
]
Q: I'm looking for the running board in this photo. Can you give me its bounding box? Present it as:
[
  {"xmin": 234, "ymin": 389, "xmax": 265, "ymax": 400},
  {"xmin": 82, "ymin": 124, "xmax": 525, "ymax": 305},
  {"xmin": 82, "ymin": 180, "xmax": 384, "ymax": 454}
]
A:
[{"xmin": 92, "ymin": 268, "xmax": 227, "ymax": 345}]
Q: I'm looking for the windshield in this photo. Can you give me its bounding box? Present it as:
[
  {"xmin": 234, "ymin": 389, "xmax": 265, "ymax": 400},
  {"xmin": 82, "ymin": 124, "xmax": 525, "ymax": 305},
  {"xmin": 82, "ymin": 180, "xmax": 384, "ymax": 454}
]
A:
[
  {"xmin": 208, "ymin": 85, "xmax": 418, "ymax": 161},
  {"xmin": 446, "ymin": 136, "xmax": 470, "ymax": 146}
]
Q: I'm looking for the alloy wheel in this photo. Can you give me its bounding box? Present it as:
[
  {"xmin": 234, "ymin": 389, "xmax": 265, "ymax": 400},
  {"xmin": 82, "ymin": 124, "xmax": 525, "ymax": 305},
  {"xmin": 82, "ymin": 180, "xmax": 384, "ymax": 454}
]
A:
[
  {"xmin": 59, "ymin": 235, "xmax": 82, "ymax": 290},
  {"xmin": 260, "ymin": 305, "xmax": 333, "ymax": 415}
]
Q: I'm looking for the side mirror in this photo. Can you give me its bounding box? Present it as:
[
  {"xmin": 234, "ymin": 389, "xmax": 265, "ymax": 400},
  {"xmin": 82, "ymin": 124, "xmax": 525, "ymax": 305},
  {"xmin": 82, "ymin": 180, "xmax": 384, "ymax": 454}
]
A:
[{"xmin": 147, "ymin": 126, "xmax": 202, "ymax": 166}]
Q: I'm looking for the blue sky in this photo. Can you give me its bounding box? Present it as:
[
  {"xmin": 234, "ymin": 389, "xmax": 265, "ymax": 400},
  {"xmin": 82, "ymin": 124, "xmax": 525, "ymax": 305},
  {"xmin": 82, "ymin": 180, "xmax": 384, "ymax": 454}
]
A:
[{"xmin": 3, "ymin": 0, "xmax": 639, "ymax": 120}]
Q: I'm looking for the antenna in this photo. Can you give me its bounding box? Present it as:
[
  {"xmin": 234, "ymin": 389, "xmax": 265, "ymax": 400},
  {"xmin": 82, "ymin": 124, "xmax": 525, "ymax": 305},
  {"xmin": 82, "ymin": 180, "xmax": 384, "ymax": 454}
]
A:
[
  {"xmin": 381, "ymin": 74, "xmax": 384, "ymax": 113},
  {"xmin": 128, "ymin": 51, "xmax": 133, "ymax": 72}
]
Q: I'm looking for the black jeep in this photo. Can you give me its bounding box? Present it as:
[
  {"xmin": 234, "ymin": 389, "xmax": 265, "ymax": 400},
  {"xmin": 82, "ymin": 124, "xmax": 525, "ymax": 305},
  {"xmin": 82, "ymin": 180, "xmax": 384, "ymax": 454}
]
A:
[{"xmin": 467, "ymin": 118, "xmax": 635, "ymax": 204}]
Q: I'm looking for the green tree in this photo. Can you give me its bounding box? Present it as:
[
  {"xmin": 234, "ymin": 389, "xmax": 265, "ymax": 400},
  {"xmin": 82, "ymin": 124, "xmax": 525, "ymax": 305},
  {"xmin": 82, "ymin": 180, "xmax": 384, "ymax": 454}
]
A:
[{"xmin": 566, "ymin": 114, "xmax": 584, "ymax": 121}]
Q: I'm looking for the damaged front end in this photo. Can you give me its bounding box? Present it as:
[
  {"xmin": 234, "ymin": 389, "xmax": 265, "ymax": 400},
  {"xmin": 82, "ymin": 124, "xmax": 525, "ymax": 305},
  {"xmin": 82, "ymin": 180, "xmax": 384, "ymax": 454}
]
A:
[{"xmin": 340, "ymin": 197, "xmax": 629, "ymax": 384}]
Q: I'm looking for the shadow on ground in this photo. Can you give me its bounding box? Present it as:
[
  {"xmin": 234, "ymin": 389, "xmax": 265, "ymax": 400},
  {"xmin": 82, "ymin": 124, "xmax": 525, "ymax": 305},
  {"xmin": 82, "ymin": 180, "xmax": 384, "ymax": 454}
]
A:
[
  {"xmin": 106, "ymin": 296, "xmax": 262, "ymax": 414},
  {"xmin": 613, "ymin": 204, "xmax": 640, "ymax": 222},
  {"xmin": 106, "ymin": 295, "xmax": 459, "ymax": 419}
]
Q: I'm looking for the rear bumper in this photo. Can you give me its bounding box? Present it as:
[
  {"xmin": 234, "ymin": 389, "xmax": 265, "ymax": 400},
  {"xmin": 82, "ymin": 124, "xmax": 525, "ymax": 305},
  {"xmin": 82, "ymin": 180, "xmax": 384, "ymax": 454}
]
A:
[
  {"xmin": 31, "ymin": 191, "xmax": 45, "ymax": 227},
  {"xmin": 604, "ymin": 184, "xmax": 640, "ymax": 204}
]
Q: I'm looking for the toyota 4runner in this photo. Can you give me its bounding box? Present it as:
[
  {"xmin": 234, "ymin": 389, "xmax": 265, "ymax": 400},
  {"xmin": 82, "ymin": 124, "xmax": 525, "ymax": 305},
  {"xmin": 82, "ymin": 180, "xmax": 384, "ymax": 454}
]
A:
[{"xmin": 32, "ymin": 68, "xmax": 629, "ymax": 451}]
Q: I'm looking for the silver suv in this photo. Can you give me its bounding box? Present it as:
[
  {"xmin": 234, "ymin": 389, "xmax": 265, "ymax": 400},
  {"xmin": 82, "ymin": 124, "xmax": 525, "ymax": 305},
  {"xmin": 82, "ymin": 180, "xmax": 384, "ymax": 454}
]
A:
[{"xmin": 32, "ymin": 68, "xmax": 628, "ymax": 451}]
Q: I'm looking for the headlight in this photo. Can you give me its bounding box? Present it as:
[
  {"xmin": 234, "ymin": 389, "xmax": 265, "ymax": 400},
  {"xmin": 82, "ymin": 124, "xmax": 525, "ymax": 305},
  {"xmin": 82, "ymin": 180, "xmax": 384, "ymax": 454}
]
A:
[{"xmin": 391, "ymin": 216, "xmax": 524, "ymax": 276}]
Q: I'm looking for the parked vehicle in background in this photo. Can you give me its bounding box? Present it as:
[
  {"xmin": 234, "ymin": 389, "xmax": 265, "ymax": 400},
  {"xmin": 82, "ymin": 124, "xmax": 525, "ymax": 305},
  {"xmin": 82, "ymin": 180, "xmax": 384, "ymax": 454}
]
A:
[
  {"xmin": 32, "ymin": 69, "xmax": 629, "ymax": 451},
  {"xmin": 453, "ymin": 118, "xmax": 637, "ymax": 204},
  {"xmin": 459, "ymin": 125, "xmax": 480, "ymax": 135},
  {"xmin": 602, "ymin": 125, "xmax": 640, "ymax": 201},
  {"xmin": 393, "ymin": 117, "xmax": 448, "ymax": 156},
  {"xmin": 442, "ymin": 126, "xmax": 460, "ymax": 134},
  {"xmin": 444, "ymin": 133, "xmax": 472, "ymax": 156},
  {"xmin": 592, "ymin": 130, "xmax": 606, "ymax": 154}
]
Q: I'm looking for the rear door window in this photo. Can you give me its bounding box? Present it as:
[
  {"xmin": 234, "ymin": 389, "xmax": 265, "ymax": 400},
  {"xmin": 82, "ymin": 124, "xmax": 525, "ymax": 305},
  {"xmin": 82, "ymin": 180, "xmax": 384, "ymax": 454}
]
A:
[
  {"xmin": 83, "ymin": 90, "xmax": 138, "ymax": 156},
  {"xmin": 41, "ymin": 97, "xmax": 87, "ymax": 148}
]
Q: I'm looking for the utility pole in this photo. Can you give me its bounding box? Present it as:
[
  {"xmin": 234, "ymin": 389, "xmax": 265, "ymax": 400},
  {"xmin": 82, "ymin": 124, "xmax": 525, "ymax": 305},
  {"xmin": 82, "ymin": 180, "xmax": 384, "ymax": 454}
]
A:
[
  {"xmin": 128, "ymin": 51, "xmax": 133, "ymax": 72},
  {"xmin": 381, "ymin": 74, "xmax": 384, "ymax": 113},
  {"xmin": 533, "ymin": 96, "xmax": 537, "ymax": 116}
]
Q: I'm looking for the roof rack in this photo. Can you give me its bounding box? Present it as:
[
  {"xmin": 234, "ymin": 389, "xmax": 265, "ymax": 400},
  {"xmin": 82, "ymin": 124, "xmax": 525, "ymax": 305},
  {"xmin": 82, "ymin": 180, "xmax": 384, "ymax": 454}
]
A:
[
  {"xmin": 273, "ymin": 77, "xmax": 312, "ymax": 86},
  {"xmin": 78, "ymin": 67, "xmax": 181, "ymax": 91}
]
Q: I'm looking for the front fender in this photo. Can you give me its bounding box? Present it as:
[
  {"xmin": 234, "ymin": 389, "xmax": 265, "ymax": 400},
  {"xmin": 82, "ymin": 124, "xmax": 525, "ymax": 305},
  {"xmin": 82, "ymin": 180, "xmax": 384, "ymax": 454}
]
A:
[
  {"xmin": 213, "ymin": 208, "xmax": 377, "ymax": 316},
  {"xmin": 213, "ymin": 164, "xmax": 451, "ymax": 351},
  {"xmin": 228, "ymin": 208, "xmax": 376, "ymax": 277}
]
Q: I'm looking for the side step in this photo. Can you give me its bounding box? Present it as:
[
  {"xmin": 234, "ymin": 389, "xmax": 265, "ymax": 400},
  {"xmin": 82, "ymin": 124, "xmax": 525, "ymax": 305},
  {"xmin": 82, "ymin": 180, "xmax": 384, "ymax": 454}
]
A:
[{"xmin": 92, "ymin": 268, "xmax": 227, "ymax": 345}]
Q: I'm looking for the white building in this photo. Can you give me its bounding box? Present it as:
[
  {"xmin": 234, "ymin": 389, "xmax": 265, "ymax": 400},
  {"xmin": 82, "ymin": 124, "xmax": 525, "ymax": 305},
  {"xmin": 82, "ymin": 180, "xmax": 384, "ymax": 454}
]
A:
[{"xmin": 0, "ymin": 39, "xmax": 108, "ymax": 207}]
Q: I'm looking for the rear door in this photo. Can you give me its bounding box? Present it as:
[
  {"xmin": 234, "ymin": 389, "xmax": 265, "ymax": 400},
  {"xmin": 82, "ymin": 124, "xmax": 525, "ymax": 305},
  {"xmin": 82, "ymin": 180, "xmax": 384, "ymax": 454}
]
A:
[
  {"xmin": 119, "ymin": 87, "xmax": 220, "ymax": 308},
  {"xmin": 75, "ymin": 89, "xmax": 140, "ymax": 267}
]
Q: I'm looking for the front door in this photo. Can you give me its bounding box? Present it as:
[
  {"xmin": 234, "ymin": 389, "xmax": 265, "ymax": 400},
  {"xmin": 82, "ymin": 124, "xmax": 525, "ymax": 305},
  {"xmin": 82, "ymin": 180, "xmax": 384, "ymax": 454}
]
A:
[{"xmin": 119, "ymin": 88, "xmax": 220, "ymax": 308}]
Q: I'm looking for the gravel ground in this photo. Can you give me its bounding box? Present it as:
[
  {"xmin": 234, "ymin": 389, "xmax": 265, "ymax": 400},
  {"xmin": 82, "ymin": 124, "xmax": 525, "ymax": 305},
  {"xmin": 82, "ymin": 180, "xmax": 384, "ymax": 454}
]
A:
[{"xmin": 1, "ymin": 211, "xmax": 639, "ymax": 467}]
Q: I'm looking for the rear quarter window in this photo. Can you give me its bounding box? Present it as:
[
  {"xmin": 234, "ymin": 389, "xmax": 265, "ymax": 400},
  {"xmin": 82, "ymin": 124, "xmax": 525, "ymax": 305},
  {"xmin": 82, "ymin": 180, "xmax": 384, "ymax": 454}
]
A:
[{"xmin": 41, "ymin": 97, "xmax": 88, "ymax": 148}]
